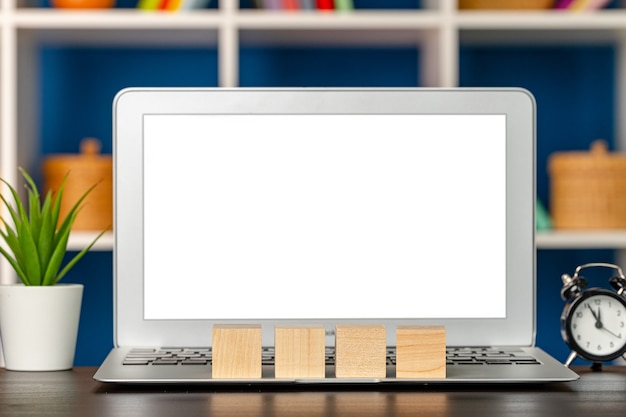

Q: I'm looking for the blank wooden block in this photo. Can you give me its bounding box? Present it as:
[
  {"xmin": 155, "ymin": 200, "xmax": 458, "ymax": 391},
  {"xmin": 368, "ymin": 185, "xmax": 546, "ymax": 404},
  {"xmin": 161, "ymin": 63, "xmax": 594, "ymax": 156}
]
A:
[
  {"xmin": 275, "ymin": 325, "xmax": 326, "ymax": 379},
  {"xmin": 211, "ymin": 324, "xmax": 262, "ymax": 379},
  {"xmin": 335, "ymin": 324, "xmax": 386, "ymax": 378},
  {"xmin": 396, "ymin": 325, "xmax": 446, "ymax": 379}
]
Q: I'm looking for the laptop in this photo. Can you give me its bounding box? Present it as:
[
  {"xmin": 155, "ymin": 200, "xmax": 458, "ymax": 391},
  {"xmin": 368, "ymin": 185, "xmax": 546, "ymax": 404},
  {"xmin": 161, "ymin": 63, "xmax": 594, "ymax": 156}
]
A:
[{"xmin": 94, "ymin": 87, "xmax": 579, "ymax": 384}]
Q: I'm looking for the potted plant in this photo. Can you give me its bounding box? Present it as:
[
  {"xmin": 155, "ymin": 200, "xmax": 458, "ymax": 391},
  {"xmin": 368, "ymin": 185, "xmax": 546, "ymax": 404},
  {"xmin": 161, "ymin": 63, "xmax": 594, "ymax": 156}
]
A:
[{"xmin": 0, "ymin": 168, "xmax": 107, "ymax": 371}]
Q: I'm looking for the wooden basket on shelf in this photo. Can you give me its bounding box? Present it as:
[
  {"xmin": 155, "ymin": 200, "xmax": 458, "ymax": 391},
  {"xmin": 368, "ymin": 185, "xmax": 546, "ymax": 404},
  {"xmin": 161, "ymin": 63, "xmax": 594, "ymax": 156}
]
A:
[
  {"xmin": 459, "ymin": 0, "xmax": 554, "ymax": 9},
  {"xmin": 42, "ymin": 138, "xmax": 112, "ymax": 231},
  {"xmin": 548, "ymin": 140, "xmax": 626, "ymax": 230}
]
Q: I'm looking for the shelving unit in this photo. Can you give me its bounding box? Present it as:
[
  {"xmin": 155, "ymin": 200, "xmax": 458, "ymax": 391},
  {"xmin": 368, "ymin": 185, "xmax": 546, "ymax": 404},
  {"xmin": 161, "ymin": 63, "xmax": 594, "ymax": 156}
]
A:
[{"xmin": 2, "ymin": 0, "xmax": 626, "ymax": 284}]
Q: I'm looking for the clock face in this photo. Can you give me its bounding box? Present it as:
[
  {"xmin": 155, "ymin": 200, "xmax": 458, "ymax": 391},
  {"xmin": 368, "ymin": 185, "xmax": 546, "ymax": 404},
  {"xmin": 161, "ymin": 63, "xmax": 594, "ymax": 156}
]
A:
[{"xmin": 564, "ymin": 290, "xmax": 626, "ymax": 361}]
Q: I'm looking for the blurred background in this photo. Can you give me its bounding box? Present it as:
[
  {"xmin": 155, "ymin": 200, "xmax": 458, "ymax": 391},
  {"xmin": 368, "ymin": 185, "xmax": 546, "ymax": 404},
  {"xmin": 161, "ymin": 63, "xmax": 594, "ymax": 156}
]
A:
[{"xmin": 1, "ymin": 0, "xmax": 625, "ymax": 367}]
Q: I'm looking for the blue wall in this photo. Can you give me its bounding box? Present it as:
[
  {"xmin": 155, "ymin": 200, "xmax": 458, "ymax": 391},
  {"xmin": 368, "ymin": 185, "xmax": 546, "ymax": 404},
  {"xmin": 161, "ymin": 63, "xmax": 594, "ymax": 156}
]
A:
[
  {"xmin": 40, "ymin": 40, "xmax": 617, "ymax": 367},
  {"xmin": 459, "ymin": 45, "xmax": 617, "ymax": 366}
]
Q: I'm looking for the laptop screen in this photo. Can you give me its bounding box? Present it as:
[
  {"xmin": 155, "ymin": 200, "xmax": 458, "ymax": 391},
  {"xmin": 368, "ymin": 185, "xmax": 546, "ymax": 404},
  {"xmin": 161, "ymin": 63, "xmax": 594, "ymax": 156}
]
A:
[
  {"xmin": 114, "ymin": 88, "xmax": 535, "ymax": 347},
  {"xmin": 142, "ymin": 114, "xmax": 506, "ymax": 320}
]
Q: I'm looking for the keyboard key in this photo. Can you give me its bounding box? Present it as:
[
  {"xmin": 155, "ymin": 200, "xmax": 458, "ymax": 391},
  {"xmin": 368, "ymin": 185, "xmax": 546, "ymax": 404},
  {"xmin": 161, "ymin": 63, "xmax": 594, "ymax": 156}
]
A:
[
  {"xmin": 123, "ymin": 360, "xmax": 151, "ymax": 365},
  {"xmin": 485, "ymin": 359, "xmax": 513, "ymax": 365},
  {"xmin": 153, "ymin": 359, "xmax": 179, "ymax": 365},
  {"xmin": 181, "ymin": 360, "xmax": 208, "ymax": 365}
]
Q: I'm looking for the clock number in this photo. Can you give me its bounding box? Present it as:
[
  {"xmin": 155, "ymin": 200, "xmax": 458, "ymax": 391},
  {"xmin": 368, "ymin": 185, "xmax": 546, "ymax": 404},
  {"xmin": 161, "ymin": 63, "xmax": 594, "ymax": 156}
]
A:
[
  {"xmin": 576, "ymin": 312, "xmax": 583, "ymax": 318},
  {"xmin": 595, "ymin": 299, "xmax": 602, "ymax": 306},
  {"xmin": 597, "ymin": 345, "xmax": 602, "ymax": 351},
  {"xmin": 610, "ymin": 341, "xmax": 615, "ymax": 348}
]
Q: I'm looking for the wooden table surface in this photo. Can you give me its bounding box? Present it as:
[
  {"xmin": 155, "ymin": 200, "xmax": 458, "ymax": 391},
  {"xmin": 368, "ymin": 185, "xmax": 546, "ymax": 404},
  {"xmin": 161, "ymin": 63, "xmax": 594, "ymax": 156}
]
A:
[{"xmin": 2, "ymin": 366, "xmax": 626, "ymax": 417}]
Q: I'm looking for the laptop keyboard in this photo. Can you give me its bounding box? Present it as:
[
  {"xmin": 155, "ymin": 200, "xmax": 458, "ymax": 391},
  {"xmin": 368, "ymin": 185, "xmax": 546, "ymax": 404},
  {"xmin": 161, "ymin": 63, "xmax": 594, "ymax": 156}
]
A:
[
  {"xmin": 445, "ymin": 347, "xmax": 541, "ymax": 366},
  {"xmin": 122, "ymin": 347, "xmax": 541, "ymax": 366}
]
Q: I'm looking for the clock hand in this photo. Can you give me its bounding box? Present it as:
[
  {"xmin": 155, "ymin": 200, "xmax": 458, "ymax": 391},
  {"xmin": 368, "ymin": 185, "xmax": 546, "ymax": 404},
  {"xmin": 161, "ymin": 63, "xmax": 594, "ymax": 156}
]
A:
[
  {"xmin": 600, "ymin": 326, "xmax": 622, "ymax": 339},
  {"xmin": 587, "ymin": 304, "xmax": 602, "ymax": 327},
  {"xmin": 594, "ymin": 307, "xmax": 622, "ymax": 338}
]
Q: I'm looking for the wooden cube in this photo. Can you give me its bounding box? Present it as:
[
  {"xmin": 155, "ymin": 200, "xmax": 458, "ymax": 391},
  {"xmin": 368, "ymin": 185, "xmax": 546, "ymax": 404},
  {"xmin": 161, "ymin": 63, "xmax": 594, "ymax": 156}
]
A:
[
  {"xmin": 275, "ymin": 325, "xmax": 326, "ymax": 379},
  {"xmin": 335, "ymin": 324, "xmax": 386, "ymax": 378},
  {"xmin": 211, "ymin": 324, "xmax": 262, "ymax": 379},
  {"xmin": 396, "ymin": 325, "xmax": 446, "ymax": 379}
]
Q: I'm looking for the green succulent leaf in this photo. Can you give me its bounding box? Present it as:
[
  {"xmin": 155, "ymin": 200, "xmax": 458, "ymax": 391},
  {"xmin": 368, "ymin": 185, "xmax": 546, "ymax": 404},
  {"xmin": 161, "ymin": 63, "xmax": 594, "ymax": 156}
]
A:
[
  {"xmin": 0, "ymin": 223, "xmax": 27, "ymax": 276},
  {"xmin": 18, "ymin": 219, "xmax": 42, "ymax": 285},
  {"xmin": 0, "ymin": 168, "xmax": 106, "ymax": 285},
  {"xmin": 0, "ymin": 179, "xmax": 23, "ymax": 232},
  {"xmin": 21, "ymin": 168, "xmax": 42, "ymax": 244},
  {"xmin": 0, "ymin": 244, "xmax": 29, "ymax": 285},
  {"xmin": 50, "ymin": 174, "xmax": 67, "ymax": 245},
  {"xmin": 42, "ymin": 223, "xmax": 72, "ymax": 286},
  {"xmin": 1, "ymin": 176, "xmax": 29, "ymax": 228},
  {"xmin": 37, "ymin": 191, "xmax": 55, "ymax": 277},
  {"xmin": 54, "ymin": 228, "xmax": 109, "ymax": 285},
  {"xmin": 54, "ymin": 182, "xmax": 98, "ymax": 247}
]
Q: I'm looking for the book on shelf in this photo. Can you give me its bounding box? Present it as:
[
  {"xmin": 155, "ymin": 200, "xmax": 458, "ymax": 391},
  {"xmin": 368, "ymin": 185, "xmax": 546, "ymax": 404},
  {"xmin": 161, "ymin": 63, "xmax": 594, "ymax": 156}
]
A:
[
  {"xmin": 283, "ymin": 0, "xmax": 299, "ymax": 10},
  {"xmin": 261, "ymin": 0, "xmax": 281, "ymax": 9},
  {"xmin": 333, "ymin": 0, "xmax": 353, "ymax": 11},
  {"xmin": 137, "ymin": 0, "xmax": 211, "ymax": 11},
  {"xmin": 316, "ymin": 0, "xmax": 333, "ymax": 10},
  {"xmin": 250, "ymin": 0, "xmax": 354, "ymax": 10},
  {"xmin": 554, "ymin": 0, "xmax": 611, "ymax": 10}
]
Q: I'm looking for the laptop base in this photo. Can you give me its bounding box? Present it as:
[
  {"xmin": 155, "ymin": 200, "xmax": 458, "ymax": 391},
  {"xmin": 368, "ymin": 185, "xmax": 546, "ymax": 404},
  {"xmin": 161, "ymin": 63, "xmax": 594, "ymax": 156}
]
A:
[{"xmin": 94, "ymin": 346, "xmax": 579, "ymax": 384}]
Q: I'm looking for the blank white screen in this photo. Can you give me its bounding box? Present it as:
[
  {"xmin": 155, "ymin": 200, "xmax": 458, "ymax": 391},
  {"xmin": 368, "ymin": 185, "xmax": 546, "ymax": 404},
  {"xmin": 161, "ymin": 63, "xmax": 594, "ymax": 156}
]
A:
[{"xmin": 143, "ymin": 114, "xmax": 506, "ymax": 319}]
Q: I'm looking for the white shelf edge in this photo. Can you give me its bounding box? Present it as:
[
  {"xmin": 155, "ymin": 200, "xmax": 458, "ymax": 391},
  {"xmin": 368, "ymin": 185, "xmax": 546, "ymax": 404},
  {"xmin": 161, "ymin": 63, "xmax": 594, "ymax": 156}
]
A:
[
  {"xmin": 455, "ymin": 9, "xmax": 626, "ymax": 30},
  {"xmin": 68, "ymin": 230, "xmax": 626, "ymax": 251},
  {"xmin": 67, "ymin": 231, "xmax": 114, "ymax": 252},
  {"xmin": 536, "ymin": 230, "xmax": 626, "ymax": 249},
  {"xmin": 13, "ymin": 9, "xmax": 224, "ymax": 29},
  {"xmin": 8, "ymin": 8, "xmax": 626, "ymax": 31},
  {"xmin": 67, "ymin": 230, "xmax": 626, "ymax": 250},
  {"xmin": 236, "ymin": 9, "xmax": 443, "ymax": 30}
]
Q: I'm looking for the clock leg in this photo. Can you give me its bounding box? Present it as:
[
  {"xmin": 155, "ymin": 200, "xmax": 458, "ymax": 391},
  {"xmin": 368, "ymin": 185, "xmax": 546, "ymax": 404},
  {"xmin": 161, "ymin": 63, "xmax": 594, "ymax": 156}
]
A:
[
  {"xmin": 565, "ymin": 351, "xmax": 577, "ymax": 367},
  {"xmin": 591, "ymin": 362, "xmax": 603, "ymax": 372}
]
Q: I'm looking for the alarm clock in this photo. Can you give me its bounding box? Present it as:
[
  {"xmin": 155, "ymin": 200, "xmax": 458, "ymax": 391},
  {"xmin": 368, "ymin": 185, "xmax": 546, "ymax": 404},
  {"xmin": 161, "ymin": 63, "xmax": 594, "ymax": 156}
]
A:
[{"xmin": 560, "ymin": 263, "xmax": 626, "ymax": 369}]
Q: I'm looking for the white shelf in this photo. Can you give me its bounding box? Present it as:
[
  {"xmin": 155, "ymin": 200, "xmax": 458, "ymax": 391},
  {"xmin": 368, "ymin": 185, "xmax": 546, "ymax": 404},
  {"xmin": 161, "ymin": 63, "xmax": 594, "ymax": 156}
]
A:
[
  {"xmin": 14, "ymin": 9, "xmax": 223, "ymax": 28},
  {"xmin": 11, "ymin": 9, "xmax": 626, "ymax": 30},
  {"xmin": 455, "ymin": 9, "xmax": 626, "ymax": 30},
  {"xmin": 9, "ymin": 8, "xmax": 626, "ymax": 45},
  {"xmin": 536, "ymin": 230, "xmax": 626, "ymax": 249},
  {"xmin": 15, "ymin": 9, "xmax": 222, "ymax": 46},
  {"xmin": 63, "ymin": 231, "xmax": 626, "ymax": 251},
  {"xmin": 67, "ymin": 231, "xmax": 114, "ymax": 252},
  {"xmin": 236, "ymin": 9, "xmax": 443, "ymax": 29}
]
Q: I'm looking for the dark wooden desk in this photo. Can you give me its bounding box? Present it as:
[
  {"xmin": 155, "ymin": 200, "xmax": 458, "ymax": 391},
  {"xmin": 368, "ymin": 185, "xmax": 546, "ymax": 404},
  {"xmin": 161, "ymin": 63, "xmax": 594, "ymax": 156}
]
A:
[{"xmin": 1, "ymin": 366, "xmax": 626, "ymax": 417}]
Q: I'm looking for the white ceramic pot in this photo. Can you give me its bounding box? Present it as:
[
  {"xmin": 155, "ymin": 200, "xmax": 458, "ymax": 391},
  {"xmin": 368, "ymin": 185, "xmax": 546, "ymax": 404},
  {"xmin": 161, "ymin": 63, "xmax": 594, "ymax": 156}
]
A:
[{"xmin": 0, "ymin": 284, "xmax": 83, "ymax": 371}]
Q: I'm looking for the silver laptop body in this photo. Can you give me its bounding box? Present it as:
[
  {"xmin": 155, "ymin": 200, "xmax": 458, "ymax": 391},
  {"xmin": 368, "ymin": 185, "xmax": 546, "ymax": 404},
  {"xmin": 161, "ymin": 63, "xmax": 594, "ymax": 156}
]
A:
[{"xmin": 94, "ymin": 88, "xmax": 578, "ymax": 384}]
